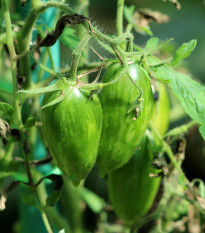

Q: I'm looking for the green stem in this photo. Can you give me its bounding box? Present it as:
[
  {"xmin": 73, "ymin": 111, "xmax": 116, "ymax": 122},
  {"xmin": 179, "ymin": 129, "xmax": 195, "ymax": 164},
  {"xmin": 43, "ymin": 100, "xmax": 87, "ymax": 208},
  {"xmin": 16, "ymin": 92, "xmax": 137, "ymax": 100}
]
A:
[
  {"xmin": 125, "ymin": 23, "xmax": 133, "ymax": 33},
  {"xmin": 33, "ymin": 172, "xmax": 72, "ymax": 233},
  {"xmin": 79, "ymin": 69, "xmax": 127, "ymax": 91},
  {"xmin": 67, "ymin": 34, "xmax": 92, "ymax": 79},
  {"xmin": 149, "ymin": 122, "xmax": 188, "ymax": 185},
  {"xmin": 116, "ymin": 0, "xmax": 126, "ymax": 50},
  {"xmin": 2, "ymin": 1, "xmax": 54, "ymax": 232},
  {"xmin": 37, "ymin": 49, "xmax": 51, "ymax": 83},
  {"xmin": 62, "ymin": 177, "xmax": 83, "ymax": 233},
  {"xmin": 16, "ymin": 1, "xmax": 132, "ymax": 65},
  {"xmin": 34, "ymin": 187, "xmax": 54, "ymax": 233},
  {"xmin": 4, "ymin": 142, "xmax": 14, "ymax": 160},
  {"xmin": 75, "ymin": 0, "xmax": 90, "ymax": 82},
  {"xmin": 116, "ymin": 0, "xmax": 124, "ymax": 37},
  {"xmin": 39, "ymin": 1, "xmax": 75, "ymax": 15},
  {"xmin": 2, "ymin": 0, "xmax": 16, "ymax": 60}
]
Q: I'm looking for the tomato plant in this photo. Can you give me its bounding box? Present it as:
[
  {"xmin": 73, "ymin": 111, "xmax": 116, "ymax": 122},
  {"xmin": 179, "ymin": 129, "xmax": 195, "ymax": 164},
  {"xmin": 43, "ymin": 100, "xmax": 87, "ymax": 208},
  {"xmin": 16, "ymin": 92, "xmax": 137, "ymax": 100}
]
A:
[{"xmin": 0, "ymin": 0, "xmax": 205, "ymax": 233}]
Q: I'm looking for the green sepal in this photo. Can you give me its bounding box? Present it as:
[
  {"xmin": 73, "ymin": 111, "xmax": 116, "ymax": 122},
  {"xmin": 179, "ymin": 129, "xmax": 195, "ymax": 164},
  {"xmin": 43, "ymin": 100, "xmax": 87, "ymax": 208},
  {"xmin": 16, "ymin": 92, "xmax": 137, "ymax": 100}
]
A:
[
  {"xmin": 41, "ymin": 88, "xmax": 73, "ymax": 109},
  {"xmin": 19, "ymin": 78, "xmax": 75, "ymax": 96},
  {"xmin": 18, "ymin": 81, "xmax": 61, "ymax": 95}
]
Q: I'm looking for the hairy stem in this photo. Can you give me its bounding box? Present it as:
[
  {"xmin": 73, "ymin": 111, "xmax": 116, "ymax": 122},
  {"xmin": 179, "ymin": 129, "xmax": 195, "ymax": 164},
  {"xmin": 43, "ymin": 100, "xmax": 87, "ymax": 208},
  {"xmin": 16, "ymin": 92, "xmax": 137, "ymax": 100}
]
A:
[
  {"xmin": 67, "ymin": 34, "xmax": 92, "ymax": 79},
  {"xmin": 149, "ymin": 122, "xmax": 188, "ymax": 185},
  {"xmin": 2, "ymin": 1, "xmax": 54, "ymax": 232},
  {"xmin": 116, "ymin": 0, "xmax": 124, "ymax": 37}
]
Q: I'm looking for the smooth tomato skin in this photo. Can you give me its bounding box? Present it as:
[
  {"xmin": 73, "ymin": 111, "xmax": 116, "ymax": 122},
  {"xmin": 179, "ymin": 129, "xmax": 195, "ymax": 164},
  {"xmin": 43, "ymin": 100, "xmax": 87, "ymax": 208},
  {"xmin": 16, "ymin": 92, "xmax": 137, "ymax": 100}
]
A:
[
  {"xmin": 97, "ymin": 62, "xmax": 153, "ymax": 176},
  {"xmin": 107, "ymin": 83, "xmax": 170, "ymax": 224},
  {"xmin": 151, "ymin": 83, "xmax": 170, "ymax": 136},
  {"xmin": 41, "ymin": 82, "xmax": 102, "ymax": 186},
  {"xmin": 108, "ymin": 135, "xmax": 161, "ymax": 224}
]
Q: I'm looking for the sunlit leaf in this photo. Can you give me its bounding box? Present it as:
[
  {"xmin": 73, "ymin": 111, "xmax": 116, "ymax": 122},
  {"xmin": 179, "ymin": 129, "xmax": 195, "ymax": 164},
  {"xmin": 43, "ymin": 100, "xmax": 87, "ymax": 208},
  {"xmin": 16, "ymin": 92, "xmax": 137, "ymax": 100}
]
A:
[
  {"xmin": 169, "ymin": 40, "xmax": 197, "ymax": 66},
  {"xmin": 150, "ymin": 56, "xmax": 205, "ymax": 140},
  {"xmin": 145, "ymin": 37, "xmax": 159, "ymax": 49}
]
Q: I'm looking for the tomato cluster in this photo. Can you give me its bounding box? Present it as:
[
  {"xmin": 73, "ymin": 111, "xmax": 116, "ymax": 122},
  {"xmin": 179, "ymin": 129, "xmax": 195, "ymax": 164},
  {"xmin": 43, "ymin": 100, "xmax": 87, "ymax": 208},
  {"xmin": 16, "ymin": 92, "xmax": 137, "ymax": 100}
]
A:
[{"xmin": 41, "ymin": 61, "xmax": 169, "ymax": 222}]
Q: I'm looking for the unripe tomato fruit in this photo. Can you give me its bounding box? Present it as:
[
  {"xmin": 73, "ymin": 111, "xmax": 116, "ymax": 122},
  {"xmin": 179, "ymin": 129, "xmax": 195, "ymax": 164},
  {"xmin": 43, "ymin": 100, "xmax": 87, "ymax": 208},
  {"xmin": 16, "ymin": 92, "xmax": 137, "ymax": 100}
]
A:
[
  {"xmin": 97, "ymin": 62, "xmax": 153, "ymax": 176},
  {"xmin": 151, "ymin": 83, "xmax": 170, "ymax": 136},
  {"xmin": 41, "ymin": 79, "xmax": 102, "ymax": 186},
  {"xmin": 107, "ymin": 83, "xmax": 170, "ymax": 224}
]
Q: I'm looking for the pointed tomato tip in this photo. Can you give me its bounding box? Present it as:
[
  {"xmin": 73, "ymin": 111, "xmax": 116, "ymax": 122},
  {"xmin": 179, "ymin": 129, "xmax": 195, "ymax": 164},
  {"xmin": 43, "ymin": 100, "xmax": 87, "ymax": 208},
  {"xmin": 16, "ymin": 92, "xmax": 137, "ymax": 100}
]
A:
[{"xmin": 72, "ymin": 179, "xmax": 81, "ymax": 187}]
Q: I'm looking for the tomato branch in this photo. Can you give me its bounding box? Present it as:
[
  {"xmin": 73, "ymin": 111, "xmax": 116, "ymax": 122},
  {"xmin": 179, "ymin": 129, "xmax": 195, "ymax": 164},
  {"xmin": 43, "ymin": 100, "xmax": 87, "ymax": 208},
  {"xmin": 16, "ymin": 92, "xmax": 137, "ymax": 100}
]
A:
[
  {"xmin": 149, "ymin": 122, "xmax": 188, "ymax": 186},
  {"xmin": 66, "ymin": 34, "xmax": 92, "ymax": 80}
]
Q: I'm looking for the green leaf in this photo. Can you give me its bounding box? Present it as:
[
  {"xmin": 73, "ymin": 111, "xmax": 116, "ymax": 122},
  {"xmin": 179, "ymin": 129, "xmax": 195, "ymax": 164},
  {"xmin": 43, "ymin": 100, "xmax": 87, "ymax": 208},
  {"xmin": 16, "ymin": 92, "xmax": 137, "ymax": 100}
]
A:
[
  {"xmin": 124, "ymin": 5, "xmax": 153, "ymax": 36},
  {"xmin": 22, "ymin": 193, "xmax": 37, "ymax": 208},
  {"xmin": 0, "ymin": 80, "xmax": 13, "ymax": 94},
  {"xmin": 150, "ymin": 56, "xmax": 205, "ymax": 140},
  {"xmin": 46, "ymin": 190, "xmax": 62, "ymax": 207},
  {"xmin": 24, "ymin": 117, "xmax": 35, "ymax": 128},
  {"xmin": 31, "ymin": 55, "xmax": 59, "ymax": 76},
  {"xmin": 124, "ymin": 5, "xmax": 135, "ymax": 25},
  {"xmin": 0, "ymin": 102, "xmax": 14, "ymax": 122},
  {"xmin": 170, "ymin": 40, "xmax": 197, "ymax": 66},
  {"xmin": 59, "ymin": 27, "xmax": 80, "ymax": 51},
  {"xmin": 145, "ymin": 37, "xmax": 159, "ymax": 49},
  {"xmin": 81, "ymin": 187, "xmax": 104, "ymax": 214},
  {"xmin": 0, "ymin": 159, "xmax": 20, "ymax": 178}
]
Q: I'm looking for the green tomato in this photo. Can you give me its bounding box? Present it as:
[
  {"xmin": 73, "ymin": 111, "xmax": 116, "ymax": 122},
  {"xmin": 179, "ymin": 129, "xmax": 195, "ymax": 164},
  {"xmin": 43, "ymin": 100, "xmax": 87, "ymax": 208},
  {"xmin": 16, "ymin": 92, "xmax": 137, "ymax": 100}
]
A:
[
  {"xmin": 151, "ymin": 83, "xmax": 170, "ymax": 137},
  {"xmin": 97, "ymin": 62, "xmax": 153, "ymax": 177},
  {"xmin": 41, "ymin": 79, "xmax": 102, "ymax": 186},
  {"xmin": 107, "ymin": 83, "xmax": 170, "ymax": 224},
  {"xmin": 107, "ymin": 135, "xmax": 161, "ymax": 224}
]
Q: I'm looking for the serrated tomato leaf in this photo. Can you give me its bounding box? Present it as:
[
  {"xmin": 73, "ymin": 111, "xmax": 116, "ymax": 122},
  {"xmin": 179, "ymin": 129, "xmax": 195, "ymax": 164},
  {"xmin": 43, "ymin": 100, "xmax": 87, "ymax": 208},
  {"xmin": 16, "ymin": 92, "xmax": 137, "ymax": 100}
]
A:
[
  {"xmin": 145, "ymin": 37, "xmax": 159, "ymax": 49},
  {"xmin": 124, "ymin": 5, "xmax": 153, "ymax": 36},
  {"xmin": 169, "ymin": 39, "xmax": 197, "ymax": 66},
  {"xmin": 0, "ymin": 103, "xmax": 14, "ymax": 122},
  {"xmin": 150, "ymin": 58, "xmax": 205, "ymax": 140}
]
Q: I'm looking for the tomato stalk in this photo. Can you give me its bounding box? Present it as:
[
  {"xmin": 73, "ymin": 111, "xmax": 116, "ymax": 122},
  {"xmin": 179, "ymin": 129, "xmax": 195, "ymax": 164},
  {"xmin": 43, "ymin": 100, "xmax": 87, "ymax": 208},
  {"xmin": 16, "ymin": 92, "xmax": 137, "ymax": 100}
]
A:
[
  {"xmin": 2, "ymin": 1, "xmax": 134, "ymax": 67},
  {"xmin": 149, "ymin": 122, "xmax": 188, "ymax": 186},
  {"xmin": 116, "ymin": 0, "xmax": 127, "ymax": 50},
  {"xmin": 66, "ymin": 34, "xmax": 92, "ymax": 80},
  {"xmin": 116, "ymin": 0, "xmax": 124, "ymax": 37},
  {"xmin": 24, "ymin": 1, "xmax": 133, "ymax": 64},
  {"xmin": 75, "ymin": 0, "xmax": 90, "ymax": 70}
]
